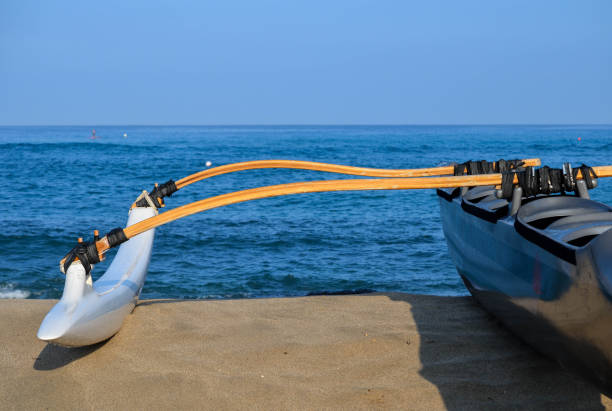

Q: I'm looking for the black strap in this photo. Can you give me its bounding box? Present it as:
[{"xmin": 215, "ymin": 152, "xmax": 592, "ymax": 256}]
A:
[
  {"xmin": 62, "ymin": 227, "xmax": 128, "ymax": 275},
  {"xmin": 500, "ymin": 164, "xmax": 597, "ymax": 199},
  {"xmin": 453, "ymin": 159, "xmax": 524, "ymax": 176},
  {"xmin": 106, "ymin": 227, "xmax": 128, "ymax": 248},
  {"xmin": 62, "ymin": 241, "xmax": 100, "ymax": 274},
  {"xmin": 563, "ymin": 163, "xmax": 575, "ymax": 192},
  {"xmin": 549, "ymin": 167, "xmax": 563, "ymax": 193},
  {"xmin": 500, "ymin": 172, "xmax": 515, "ymax": 199},
  {"xmin": 573, "ymin": 164, "xmax": 598, "ymax": 189},
  {"xmin": 538, "ymin": 166, "xmax": 552, "ymax": 195},
  {"xmin": 135, "ymin": 180, "xmax": 178, "ymax": 208}
]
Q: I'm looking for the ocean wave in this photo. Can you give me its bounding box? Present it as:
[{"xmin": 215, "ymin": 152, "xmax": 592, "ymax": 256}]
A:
[{"xmin": 0, "ymin": 284, "xmax": 31, "ymax": 299}]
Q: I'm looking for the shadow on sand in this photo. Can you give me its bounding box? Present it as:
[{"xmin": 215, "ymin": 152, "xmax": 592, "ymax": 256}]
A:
[
  {"xmin": 29, "ymin": 293, "xmax": 608, "ymax": 408},
  {"xmin": 31, "ymin": 300, "xmax": 181, "ymax": 371},
  {"xmin": 33, "ymin": 340, "xmax": 109, "ymax": 371},
  {"xmin": 135, "ymin": 299, "xmax": 186, "ymax": 307},
  {"xmin": 385, "ymin": 292, "xmax": 607, "ymax": 410}
]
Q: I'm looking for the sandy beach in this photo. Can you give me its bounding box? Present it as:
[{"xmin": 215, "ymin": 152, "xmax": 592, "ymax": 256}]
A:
[{"xmin": 1, "ymin": 293, "xmax": 610, "ymax": 410}]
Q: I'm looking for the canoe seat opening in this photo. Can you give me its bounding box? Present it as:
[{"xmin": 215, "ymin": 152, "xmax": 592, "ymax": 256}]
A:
[
  {"xmin": 562, "ymin": 225, "xmax": 612, "ymax": 247},
  {"xmin": 567, "ymin": 235, "xmax": 598, "ymax": 247},
  {"xmin": 516, "ymin": 196, "xmax": 612, "ymax": 261},
  {"xmin": 468, "ymin": 195, "xmax": 489, "ymax": 204},
  {"xmin": 520, "ymin": 197, "xmax": 611, "ymax": 230},
  {"xmin": 460, "ymin": 187, "xmax": 510, "ymax": 223},
  {"xmin": 528, "ymin": 215, "xmax": 567, "ymax": 230},
  {"xmin": 463, "ymin": 186, "xmax": 497, "ymax": 203},
  {"xmin": 547, "ymin": 211, "xmax": 612, "ymax": 230}
]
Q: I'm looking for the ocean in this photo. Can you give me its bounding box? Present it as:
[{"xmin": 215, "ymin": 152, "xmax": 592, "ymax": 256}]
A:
[{"xmin": 1, "ymin": 125, "xmax": 611, "ymax": 300}]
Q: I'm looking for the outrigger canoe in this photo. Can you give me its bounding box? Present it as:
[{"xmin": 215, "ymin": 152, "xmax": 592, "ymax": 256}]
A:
[
  {"xmin": 37, "ymin": 157, "xmax": 612, "ymax": 391},
  {"xmin": 37, "ymin": 207, "xmax": 156, "ymax": 347},
  {"xmin": 438, "ymin": 167, "xmax": 612, "ymax": 391},
  {"xmin": 39, "ymin": 159, "xmax": 544, "ymax": 348}
]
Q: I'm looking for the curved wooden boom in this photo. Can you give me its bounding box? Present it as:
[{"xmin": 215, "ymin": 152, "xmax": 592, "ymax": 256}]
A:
[
  {"xmin": 127, "ymin": 164, "xmax": 612, "ymax": 241},
  {"xmin": 72, "ymin": 163, "xmax": 612, "ymax": 265},
  {"xmin": 174, "ymin": 159, "xmax": 542, "ymax": 189}
]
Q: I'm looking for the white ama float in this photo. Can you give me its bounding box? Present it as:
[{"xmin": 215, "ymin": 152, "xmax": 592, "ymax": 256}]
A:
[{"xmin": 37, "ymin": 207, "xmax": 156, "ymax": 347}]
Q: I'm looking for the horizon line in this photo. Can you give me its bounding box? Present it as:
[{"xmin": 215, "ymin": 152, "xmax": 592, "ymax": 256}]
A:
[{"xmin": 1, "ymin": 123, "xmax": 612, "ymax": 127}]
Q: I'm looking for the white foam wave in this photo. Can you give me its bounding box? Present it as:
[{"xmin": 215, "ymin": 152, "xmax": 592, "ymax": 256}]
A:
[{"xmin": 0, "ymin": 284, "xmax": 31, "ymax": 299}]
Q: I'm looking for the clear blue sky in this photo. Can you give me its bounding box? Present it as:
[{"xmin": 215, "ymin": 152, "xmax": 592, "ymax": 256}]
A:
[{"xmin": 1, "ymin": 0, "xmax": 610, "ymax": 125}]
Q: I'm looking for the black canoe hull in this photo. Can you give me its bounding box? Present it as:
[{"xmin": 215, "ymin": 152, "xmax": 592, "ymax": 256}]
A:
[{"xmin": 439, "ymin": 192, "xmax": 612, "ymax": 392}]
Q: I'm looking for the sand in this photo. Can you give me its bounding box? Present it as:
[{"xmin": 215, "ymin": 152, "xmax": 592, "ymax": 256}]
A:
[{"xmin": 1, "ymin": 293, "xmax": 611, "ymax": 410}]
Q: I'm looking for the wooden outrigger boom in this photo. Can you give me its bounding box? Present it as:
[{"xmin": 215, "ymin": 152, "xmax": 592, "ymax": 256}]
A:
[{"xmin": 94, "ymin": 162, "xmax": 612, "ymax": 263}]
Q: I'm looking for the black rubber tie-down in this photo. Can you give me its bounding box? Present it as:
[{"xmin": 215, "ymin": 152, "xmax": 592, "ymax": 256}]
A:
[
  {"xmin": 106, "ymin": 227, "xmax": 128, "ymax": 248},
  {"xmin": 516, "ymin": 167, "xmax": 537, "ymax": 197},
  {"xmin": 63, "ymin": 241, "xmax": 100, "ymax": 275},
  {"xmin": 500, "ymin": 164, "xmax": 597, "ymax": 199},
  {"xmin": 563, "ymin": 163, "xmax": 576, "ymax": 192},
  {"xmin": 549, "ymin": 167, "xmax": 563, "ymax": 193},
  {"xmin": 573, "ymin": 164, "xmax": 598, "ymax": 189},
  {"xmin": 500, "ymin": 171, "xmax": 515, "ymax": 199},
  {"xmin": 538, "ymin": 166, "xmax": 553, "ymax": 195},
  {"xmin": 62, "ymin": 228, "xmax": 127, "ymax": 274},
  {"xmin": 497, "ymin": 159, "xmax": 524, "ymax": 173},
  {"xmin": 453, "ymin": 159, "xmax": 524, "ymax": 176},
  {"xmin": 135, "ymin": 179, "xmax": 178, "ymax": 208}
]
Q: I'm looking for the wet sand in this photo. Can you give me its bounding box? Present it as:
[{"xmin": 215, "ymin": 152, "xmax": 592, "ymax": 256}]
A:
[{"xmin": 1, "ymin": 293, "xmax": 610, "ymax": 410}]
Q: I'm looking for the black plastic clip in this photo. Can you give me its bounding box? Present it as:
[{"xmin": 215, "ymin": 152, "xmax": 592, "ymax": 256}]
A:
[
  {"xmin": 135, "ymin": 180, "xmax": 178, "ymax": 208},
  {"xmin": 62, "ymin": 241, "xmax": 100, "ymax": 275}
]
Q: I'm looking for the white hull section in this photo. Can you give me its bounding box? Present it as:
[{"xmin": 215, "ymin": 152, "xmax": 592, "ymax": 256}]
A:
[{"xmin": 37, "ymin": 207, "xmax": 156, "ymax": 347}]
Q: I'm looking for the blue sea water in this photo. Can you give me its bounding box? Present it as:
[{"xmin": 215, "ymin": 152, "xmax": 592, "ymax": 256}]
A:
[{"xmin": 1, "ymin": 125, "xmax": 611, "ymax": 300}]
